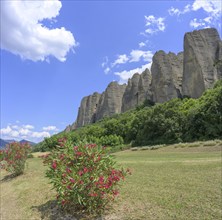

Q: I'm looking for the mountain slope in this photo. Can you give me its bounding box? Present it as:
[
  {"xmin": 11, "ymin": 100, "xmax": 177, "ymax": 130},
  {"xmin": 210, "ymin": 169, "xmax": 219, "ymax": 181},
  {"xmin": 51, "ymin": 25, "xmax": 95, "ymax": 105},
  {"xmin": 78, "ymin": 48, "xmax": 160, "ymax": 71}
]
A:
[{"xmin": 0, "ymin": 139, "xmax": 36, "ymax": 149}]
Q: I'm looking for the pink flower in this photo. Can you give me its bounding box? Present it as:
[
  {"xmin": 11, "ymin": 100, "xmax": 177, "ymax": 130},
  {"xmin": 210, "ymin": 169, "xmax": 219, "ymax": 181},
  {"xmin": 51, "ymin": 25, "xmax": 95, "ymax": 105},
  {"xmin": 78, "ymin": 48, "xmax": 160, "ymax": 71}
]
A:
[
  {"xmin": 73, "ymin": 146, "xmax": 78, "ymax": 151},
  {"xmin": 99, "ymin": 176, "xmax": 104, "ymax": 183},
  {"xmin": 67, "ymin": 185, "xmax": 72, "ymax": 190},
  {"xmin": 83, "ymin": 167, "xmax": 88, "ymax": 173},
  {"xmin": 70, "ymin": 178, "xmax": 75, "ymax": 183},
  {"xmin": 76, "ymin": 152, "xmax": 83, "ymax": 157},
  {"xmin": 78, "ymin": 170, "xmax": 83, "ymax": 176},
  {"xmin": 59, "ymin": 154, "xmax": 65, "ymax": 160},
  {"xmin": 66, "ymin": 167, "xmax": 71, "ymax": 173},
  {"xmin": 52, "ymin": 161, "xmax": 57, "ymax": 170},
  {"xmin": 89, "ymin": 192, "xmax": 98, "ymax": 197}
]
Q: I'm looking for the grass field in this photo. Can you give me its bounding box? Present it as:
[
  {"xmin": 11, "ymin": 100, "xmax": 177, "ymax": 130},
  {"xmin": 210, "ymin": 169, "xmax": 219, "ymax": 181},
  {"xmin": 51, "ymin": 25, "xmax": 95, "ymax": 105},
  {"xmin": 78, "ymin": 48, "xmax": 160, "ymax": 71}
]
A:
[{"xmin": 0, "ymin": 141, "xmax": 221, "ymax": 220}]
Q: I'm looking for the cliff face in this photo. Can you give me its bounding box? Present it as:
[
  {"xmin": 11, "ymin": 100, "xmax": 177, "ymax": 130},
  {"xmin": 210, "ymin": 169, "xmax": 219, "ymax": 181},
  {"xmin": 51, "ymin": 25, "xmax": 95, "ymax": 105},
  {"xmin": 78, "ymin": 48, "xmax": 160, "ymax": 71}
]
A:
[
  {"xmin": 216, "ymin": 41, "xmax": 222, "ymax": 79},
  {"xmin": 75, "ymin": 92, "xmax": 101, "ymax": 127},
  {"xmin": 67, "ymin": 28, "xmax": 221, "ymax": 129},
  {"xmin": 96, "ymin": 82, "xmax": 126, "ymax": 121},
  {"xmin": 122, "ymin": 69, "xmax": 152, "ymax": 112},
  {"xmin": 182, "ymin": 28, "xmax": 222, "ymax": 98},
  {"xmin": 151, "ymin": 51, "xmax": 183, "ymax": 103}
]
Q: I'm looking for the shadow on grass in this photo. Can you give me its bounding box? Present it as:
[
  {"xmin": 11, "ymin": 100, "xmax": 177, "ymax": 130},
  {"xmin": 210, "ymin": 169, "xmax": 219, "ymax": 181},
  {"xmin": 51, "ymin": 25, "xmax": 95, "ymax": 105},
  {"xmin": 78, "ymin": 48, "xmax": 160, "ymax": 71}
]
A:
[
  {"xmin": 0, "ymin": 173, "xmax": 19, "ymax": 182},
  {"xmin": 32, "ymin": 200, "xmax": 103, "ymax": 220}
]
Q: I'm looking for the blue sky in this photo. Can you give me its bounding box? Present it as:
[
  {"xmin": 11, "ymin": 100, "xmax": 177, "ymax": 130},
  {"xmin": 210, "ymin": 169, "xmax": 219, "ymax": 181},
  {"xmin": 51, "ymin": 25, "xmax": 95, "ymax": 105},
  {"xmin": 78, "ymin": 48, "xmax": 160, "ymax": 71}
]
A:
[{"xmin": 1, "ymin": 0, "xmax": 221, "ymax": 143}]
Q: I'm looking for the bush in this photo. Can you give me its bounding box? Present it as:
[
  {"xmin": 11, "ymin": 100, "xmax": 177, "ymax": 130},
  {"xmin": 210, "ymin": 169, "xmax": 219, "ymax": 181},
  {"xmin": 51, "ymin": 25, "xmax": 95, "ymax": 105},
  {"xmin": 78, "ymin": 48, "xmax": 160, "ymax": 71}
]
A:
[
  {"xmin": 141, "ymin": 146, "xmax": 150, "ymax": 150},
  {"xmin": 41, "ymin": 139, "xmax": 131, "ymax": 214},
  {"xmin": 99, "ymin": 135, "xmax": 124, "ymax": 147},
  {"xmin": 0, "ymin": 142, "xmax": 31, "ymax": 176}
]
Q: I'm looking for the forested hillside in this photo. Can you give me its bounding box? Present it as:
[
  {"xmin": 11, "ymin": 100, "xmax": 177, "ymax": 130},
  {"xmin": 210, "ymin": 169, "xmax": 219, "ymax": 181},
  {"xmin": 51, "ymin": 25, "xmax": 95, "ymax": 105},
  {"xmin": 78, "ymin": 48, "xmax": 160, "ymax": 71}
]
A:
[{"xmin": 34, "ymin": 80, "xmax": 222, "ymax": 152}]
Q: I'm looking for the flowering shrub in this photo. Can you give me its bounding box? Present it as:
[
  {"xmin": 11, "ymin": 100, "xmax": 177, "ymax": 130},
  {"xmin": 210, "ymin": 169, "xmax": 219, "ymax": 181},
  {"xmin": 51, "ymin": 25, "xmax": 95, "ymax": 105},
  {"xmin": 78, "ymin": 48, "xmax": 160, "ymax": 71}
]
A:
[
  {"xmin": 41, "ymin": 139, "xmax": 131, "ymax": 214},
  {"xmin": 0, "ymin": 142, "xmax": 31, "ymax": 176}
]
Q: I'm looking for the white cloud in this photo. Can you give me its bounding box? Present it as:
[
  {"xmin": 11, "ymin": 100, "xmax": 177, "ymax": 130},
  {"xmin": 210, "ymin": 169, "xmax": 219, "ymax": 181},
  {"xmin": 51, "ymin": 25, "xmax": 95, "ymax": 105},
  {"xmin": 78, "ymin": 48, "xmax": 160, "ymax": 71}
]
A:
[
  {"xmin": 130, "ymin": 50, "xmax": 153, "ymax": 63},
  {"xmin": 31, "ymin": 131, "xmax": 50, "ymax": 138},
  {"xmin": 168, "ymin": 4, "xmax": 191, "ymax": 16},
  {"xmin": 144, "ymin": 15, "xmax": 165, "ymax": 35},
  {"xmin": 104, "ymin": 67, "xmax": 110, "ymax": 74},
  {"xmin": 112, "ymin": 54, "xmax": 129, "ymax": 67},
  {"xmin": 1, "ymin": 0, "xmax": 77, "ymax": 62},
  {"xmin": 23, "ymin": 124, "xmax": 34, "ymax": 130},
  {"xmin": 42, "ymin": 126, "xmax": 59, "ymax": 131},
  {"xmin": 0, "ymin": 123, "xmax": 57, "ymax": 142},
  {"xmin": 0, "ymin": 126, "xmax": 12, "ymax": 135},
  {"xmin": 101, "ymin": 56, "xmax": 109, "ymax": 68},
  {"xmin": 11, "ymin": 125, "xmax": 19, "ymax": 129},
  {"xmin": 192, "ymin": 0, "xmax": 221, "ymax": 17},
  {"xmin": 10, "ymin": 131, "xmax": 20, "ymax": 138},
  {"xmin": 191, "ymin": 0, "xmax": 221, "ymax": 28},
  {"xmin": 139, "ymin": 42, "xmax": 146, "ymax": 48},
  {"xmin": 114, "ymin": 63, "xmax": 152, "ymax": 84},
  {"xmin": 101, "ymin": 56, "xmax": 111, "ymax": 74},
  {"xmin": 203, "ymin": 17, "xmax": 213, "ymax": 23},
  {"xmin": 168, "ymin": 0, "xmax": 222, "ymax": 29},
  {"xmin": 0, "ymin": 126, "xmax": 20, "ymax": 138},
  {"xmin": 190, "ymin": 18, "xmax": 210, "ymax": 28},
  {"xmin": 19, "ymin": 128, "xmax": 31, "ymax": 136},
  {"xmin": 111, "ymin": 50, "xmax": 153, "ymax": 68}
]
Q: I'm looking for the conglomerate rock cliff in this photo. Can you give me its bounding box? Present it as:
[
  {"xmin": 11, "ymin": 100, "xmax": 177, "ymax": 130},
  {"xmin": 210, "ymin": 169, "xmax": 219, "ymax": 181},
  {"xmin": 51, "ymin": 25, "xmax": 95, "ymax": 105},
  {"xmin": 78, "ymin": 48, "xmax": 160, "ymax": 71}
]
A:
[
  {"xmin": 151, "ymin": 51, "xmax": 183, "ymax": 103},
  {"xmin": 66, "ymin": 28, "xmax": 222, "ymax": 130},
  {"xmin": 75, "ymin": 92, "xmax": 101, "ymax": 127},
  {"xmin": 96, "ymin": 82, "xmax": 126, "ymax": 121},
  {"xmin": 182, "ymin": 28, "xmax": 222, "ymax": 98},
  {"xmin": 122, "ymin": 69, "xmax": 152, "ymax": 112}
]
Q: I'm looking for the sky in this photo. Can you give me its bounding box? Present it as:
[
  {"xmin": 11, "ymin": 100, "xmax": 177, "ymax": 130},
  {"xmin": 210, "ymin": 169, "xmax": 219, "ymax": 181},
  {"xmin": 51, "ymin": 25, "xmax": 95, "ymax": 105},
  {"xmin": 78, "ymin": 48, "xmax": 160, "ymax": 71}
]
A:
[{"xmin": 1, "ymin": 0, "xmax": 221, "ymax": 143}]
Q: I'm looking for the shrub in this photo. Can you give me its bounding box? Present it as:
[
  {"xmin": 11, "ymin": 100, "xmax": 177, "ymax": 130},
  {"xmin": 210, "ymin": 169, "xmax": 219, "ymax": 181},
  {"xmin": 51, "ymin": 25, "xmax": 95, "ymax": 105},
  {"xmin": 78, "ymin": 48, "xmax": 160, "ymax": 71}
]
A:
[
  {"xmin": 188, "ymin": 142, "xmax": 201, "ymax": 148},
  {"xmin": 0, "ymin": 142, "xmax": 31, "ymax": 176},
  {"xmin": 99, "ymin": 135, "xmax": 124, "ymax": 147},
  {"xmin": 41, "ymin": 139, "xmax": 131, "ymax": 214},
  {"xmin": 174, "ymin": 143, "xmax": 188, "ymax": 148},
  {"xmin": 203, "ymin": 141, "xmax": 217, "ymax": 146},
  {"xmin": 141, "ymin": 146, "xmax": 150, "ymax": 150}
]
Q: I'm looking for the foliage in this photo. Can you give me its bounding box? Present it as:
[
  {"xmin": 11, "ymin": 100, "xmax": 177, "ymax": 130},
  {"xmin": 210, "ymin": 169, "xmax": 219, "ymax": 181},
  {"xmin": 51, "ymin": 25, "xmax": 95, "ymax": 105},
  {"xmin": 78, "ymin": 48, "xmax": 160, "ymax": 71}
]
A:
[
  {"xmin": 183, "ymin": 84, "xmax": 222, "ymax": 141},
  {"xmin": 99, "ymin": 135, "xmax": 124, "ymax": 146},
  {"xmin": 36, "ymin": 80, "xmax": 222, "ymax": 150},
  {"xmin": 0, "ymin": 142, "xmax": 31, "ymax": 176},
  {"xmin": 132, "ymin": 99, "xmax": 186, "ymax": 146},
  {"xmin": 41, "ymin": 138, "xmax": 130, "ymax": 214}
]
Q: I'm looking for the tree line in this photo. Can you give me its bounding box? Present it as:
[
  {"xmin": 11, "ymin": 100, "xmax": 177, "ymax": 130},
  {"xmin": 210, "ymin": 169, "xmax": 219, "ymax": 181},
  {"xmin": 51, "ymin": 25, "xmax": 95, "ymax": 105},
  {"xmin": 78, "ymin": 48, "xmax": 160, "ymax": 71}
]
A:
[{"xmin": 34, "ymin": 80, "xmax": 222, "ymax": 152}]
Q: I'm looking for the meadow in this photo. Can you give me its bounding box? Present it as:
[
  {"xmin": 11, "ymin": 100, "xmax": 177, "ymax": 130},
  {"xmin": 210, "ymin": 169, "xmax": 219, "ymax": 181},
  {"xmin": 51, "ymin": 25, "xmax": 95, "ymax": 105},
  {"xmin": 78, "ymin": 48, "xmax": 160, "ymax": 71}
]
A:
[{"xmin": 0, "ymin": 141, "xmax": 221, "ymax": 220}]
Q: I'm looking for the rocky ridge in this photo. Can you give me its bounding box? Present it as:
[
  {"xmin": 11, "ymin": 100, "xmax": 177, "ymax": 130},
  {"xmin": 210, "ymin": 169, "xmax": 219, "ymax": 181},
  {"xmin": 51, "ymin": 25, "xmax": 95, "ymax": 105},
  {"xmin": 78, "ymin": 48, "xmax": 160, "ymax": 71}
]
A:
[{"xmin": 66, "ymin": 28, "xmax": 222, "ymax": 130}]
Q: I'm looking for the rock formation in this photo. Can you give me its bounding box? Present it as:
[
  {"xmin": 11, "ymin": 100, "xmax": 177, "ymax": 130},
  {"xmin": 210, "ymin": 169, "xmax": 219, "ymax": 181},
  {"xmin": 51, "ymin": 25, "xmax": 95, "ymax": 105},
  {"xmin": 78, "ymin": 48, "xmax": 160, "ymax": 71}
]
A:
[
  {"xmin": 182, "ymin": 28, "xmax": 222, "ymax": 98},
  {"xmin": 75, "ymin": 92, "xmax": 101, "ymax": 127},
  {"xmin": 122, "ymin": 68, "xmax": 152, "ymax": 112},
  {"xmin": 96, "ymin": 82, "xmax": 126, "ymax": 120},
  {"xmin": 151, "ymin": 51, "xmax": 183, "ymax": 103},
  {"xmin": 66, "ymin": 28, "xmax": 221, "ymax": 130}
]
